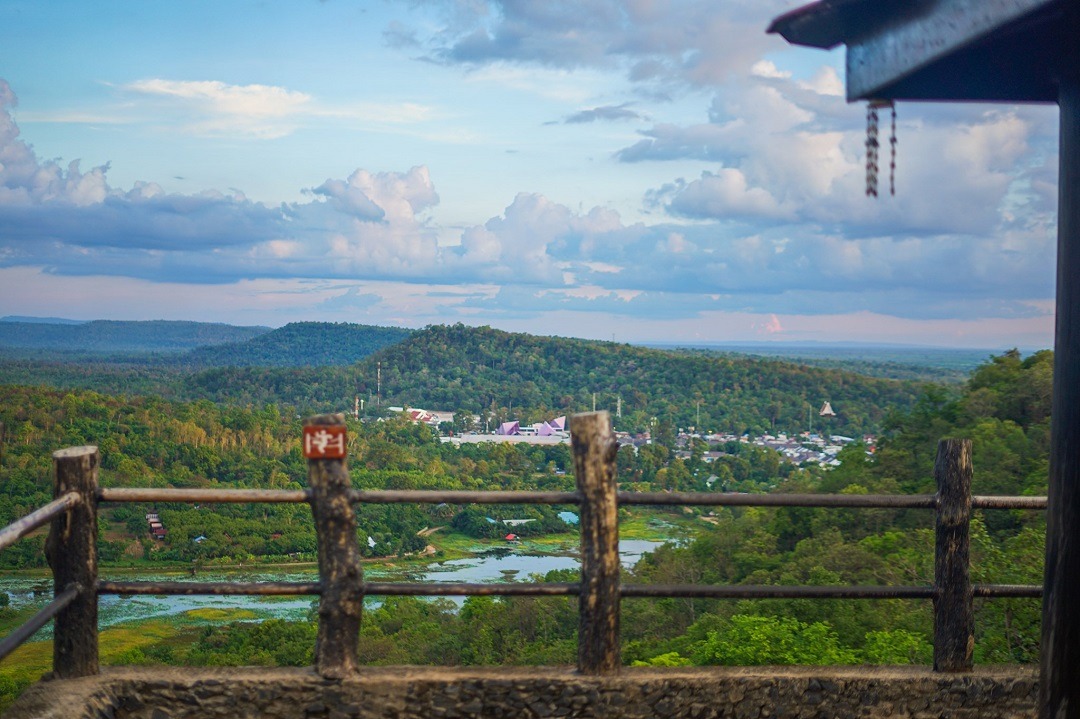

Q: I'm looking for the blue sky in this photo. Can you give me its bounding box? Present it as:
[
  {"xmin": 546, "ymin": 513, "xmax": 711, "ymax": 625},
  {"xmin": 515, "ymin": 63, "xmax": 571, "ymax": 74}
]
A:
[{"xmin": 0, "ymin": 0, "xmax": 1060, "ymax": 348}]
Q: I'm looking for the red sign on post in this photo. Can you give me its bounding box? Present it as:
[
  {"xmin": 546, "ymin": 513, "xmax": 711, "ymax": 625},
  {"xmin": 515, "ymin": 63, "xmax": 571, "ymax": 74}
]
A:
[{"xmin": 303, "ymin": 425, "xmax": 347, "ymax": 459}]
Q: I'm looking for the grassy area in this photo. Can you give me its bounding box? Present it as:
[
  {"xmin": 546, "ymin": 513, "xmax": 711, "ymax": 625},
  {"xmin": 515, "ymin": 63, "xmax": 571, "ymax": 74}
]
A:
[
  {"xmin": 0, "ymin": 618, "xmax": 189, "ymax": 711},
  {"xmin": 183, "ymin": 608, "xmax": 257, "ymax": 622},
  {"xmin": 618, "ymin": 509, "xmax": 697, "ymax": 540}
]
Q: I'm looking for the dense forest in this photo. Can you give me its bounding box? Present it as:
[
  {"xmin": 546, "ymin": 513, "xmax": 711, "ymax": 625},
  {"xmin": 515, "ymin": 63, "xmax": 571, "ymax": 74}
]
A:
[
  {"xmin": 0, "ymin": 323, "xmax": 924, "ymax": 436},
  {"xmin": 155, "ymin": 348, "xmax": 1047, "ymax": 672},
  {"xmin": 183, "ymin": 322, "xmax": 413, "ymax": 367},
  {"xmin": 0, "ymin": 331, "xmax": 1052, "ymax": 706}
]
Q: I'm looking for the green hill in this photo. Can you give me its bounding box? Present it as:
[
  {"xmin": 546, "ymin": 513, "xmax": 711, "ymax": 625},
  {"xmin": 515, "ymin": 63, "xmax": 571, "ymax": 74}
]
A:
[
  {"xmin": 184, "ymin": 322, "xmax": 412, "ymax": 367},
  {"xmin": 184, "ymin": 324, "xmax": 921, "ymax": 436}
]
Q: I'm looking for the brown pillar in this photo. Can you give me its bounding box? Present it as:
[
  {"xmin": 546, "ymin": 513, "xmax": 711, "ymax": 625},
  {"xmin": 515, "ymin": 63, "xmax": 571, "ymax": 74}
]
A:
[
  {"xmin": 306, "ymin": 414, "xmax": 362, "ymax": 678},
  {"xmin": 933, "ymin": 439, "xmax": 973, "ymax": 672},
  {"xmin": 46, "ymin": 446, "xmax": 99, "ymax": 677},
  {"xmin": 571, "ymin": 411, "xmax": 620, "ymax": 674}
]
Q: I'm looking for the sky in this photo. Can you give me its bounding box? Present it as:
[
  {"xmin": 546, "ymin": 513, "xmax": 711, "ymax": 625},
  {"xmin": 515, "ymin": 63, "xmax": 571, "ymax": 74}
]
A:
[{"xmin": 0, "ymin": 0, "xmax": 1061, "ymax": 349}]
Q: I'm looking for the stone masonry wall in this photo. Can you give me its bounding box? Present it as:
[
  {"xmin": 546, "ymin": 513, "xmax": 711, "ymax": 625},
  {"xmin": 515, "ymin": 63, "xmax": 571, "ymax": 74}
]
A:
[{"xmin": 6, "ymin": 665, "xmax": 1039, "ymax": 719}]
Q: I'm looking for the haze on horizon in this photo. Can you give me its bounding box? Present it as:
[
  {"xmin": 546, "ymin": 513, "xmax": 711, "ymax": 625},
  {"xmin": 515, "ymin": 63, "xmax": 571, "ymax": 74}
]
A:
[{"xmin": 0, "ymin": 1, "xmax": 1060, "ymax": 351}]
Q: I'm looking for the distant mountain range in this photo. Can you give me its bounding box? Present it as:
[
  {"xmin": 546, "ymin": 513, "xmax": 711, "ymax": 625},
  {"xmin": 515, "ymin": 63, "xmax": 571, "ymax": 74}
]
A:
[
  {"xmin": 0, "ymin": 318, "xmax": 412, "ymax": 367},
  {"xmin": 0, "ymin": 319, "xmax": 963, "ymax": 434},
  {"xmin": 0, "ymin": 319, "xmax": 270, "ymax": 352}
]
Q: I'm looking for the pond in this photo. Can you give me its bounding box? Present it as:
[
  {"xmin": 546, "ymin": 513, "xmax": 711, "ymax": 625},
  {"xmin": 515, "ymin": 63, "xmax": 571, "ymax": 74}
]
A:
[{"xmin": 0, "ymin": 538, "xmax": 668, "ymax": 634}]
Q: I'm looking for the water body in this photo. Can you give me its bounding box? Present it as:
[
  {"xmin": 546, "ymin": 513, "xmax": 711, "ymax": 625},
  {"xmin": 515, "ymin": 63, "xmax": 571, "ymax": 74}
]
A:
[{"xmin": 0, "ymin": 539, "xmax": 665, "ymax": 634}]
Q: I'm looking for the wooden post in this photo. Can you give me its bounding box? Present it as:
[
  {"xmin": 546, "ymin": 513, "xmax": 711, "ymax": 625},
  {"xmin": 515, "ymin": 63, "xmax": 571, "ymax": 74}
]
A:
[
  {"xmin": 46, "ymin": 446, "xmax": 99, "ymax": 677},
  {"xmin": 1043, "ymin": 25, "xmax": 1080, "ymax": 715},
  {"xmin": 571, "ymin": 410, "xmax": 620, "ymax": 674},
  {"xmin": 305, "ymin": 414, "xmax": 362, "ymax": 678},
  {"xmin": 933, "ymin": 438, "xmax": 973, "ymax": 672}
]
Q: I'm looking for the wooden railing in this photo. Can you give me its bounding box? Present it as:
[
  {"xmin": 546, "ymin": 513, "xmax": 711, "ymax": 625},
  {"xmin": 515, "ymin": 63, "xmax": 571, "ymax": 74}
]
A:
[{"xmin": 0, "ymin": 411, "xmax": 1045, "ymax": 679}]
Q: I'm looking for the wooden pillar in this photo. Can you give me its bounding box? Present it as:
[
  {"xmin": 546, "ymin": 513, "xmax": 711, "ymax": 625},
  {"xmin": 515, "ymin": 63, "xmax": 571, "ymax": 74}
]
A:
[
  {"xmin": 571, "ymin": 411, "xmax": 620, "ymax": 674},
  {"xmin": 1042, "ymin": 28, "xmax": 1080, "ymax": 715},
  {"xmin": 933, "ymin": 438, "xmax": 973, "ymax": 672},
  {"xmin": 46, "ymin": 446, "xmax": 99, "ymax": 677},
  {"xmin": 306, "ymin": 414, "xmax": 362, "ymax": 678}
]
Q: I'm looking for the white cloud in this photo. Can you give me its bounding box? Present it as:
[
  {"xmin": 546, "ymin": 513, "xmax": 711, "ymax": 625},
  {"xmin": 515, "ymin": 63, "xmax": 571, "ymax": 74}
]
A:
[
  {"xmin": 119, "ymin": 78, "xmax": 440, "ymax": 139},
  {"xmin": 0, "ymin": 77, "xmax": 1058, "ymax": 331},
  {"xmin": 425, "ymin": 0, "xmax": 793, "ymax": 91},
  {"xmin": 127, "ymin": 79, "xmax": 312, "ymax": 117}
]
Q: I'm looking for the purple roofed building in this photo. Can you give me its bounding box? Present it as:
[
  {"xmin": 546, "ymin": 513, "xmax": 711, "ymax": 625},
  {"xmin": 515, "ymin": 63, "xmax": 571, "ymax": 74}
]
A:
[{"xmin": 496, "ymin": 421, "xmax": 520, "ymax": 436}]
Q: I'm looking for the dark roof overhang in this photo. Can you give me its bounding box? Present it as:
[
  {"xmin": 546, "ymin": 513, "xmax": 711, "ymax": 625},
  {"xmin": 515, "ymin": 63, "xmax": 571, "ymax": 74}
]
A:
[{"xmin": 768, "ymin": 0, "xmax": 1066, "ymax": 103}]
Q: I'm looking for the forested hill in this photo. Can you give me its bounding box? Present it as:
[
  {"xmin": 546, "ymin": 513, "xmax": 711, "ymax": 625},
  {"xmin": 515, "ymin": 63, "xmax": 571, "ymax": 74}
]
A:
[
  {"xmin": 0, "ymin": 319, "xmax": 269, "ymax": 353},
  {"xmin": 187, "ymin": 324, "xmax": 921, "ymax": 436},
  {"xmin": 183, "ymin": 322, "xmax": 412, "ymax": 367}
]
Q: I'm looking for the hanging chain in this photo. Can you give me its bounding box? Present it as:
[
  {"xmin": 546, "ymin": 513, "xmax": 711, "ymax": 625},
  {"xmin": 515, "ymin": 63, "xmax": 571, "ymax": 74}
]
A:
[
  {"xmin": 888, "ymin": 102, "xmax": 897, "ymax": 196},
  {"xmin": 865, "ymin": 102, "xmax": 879, "ymax": 197},
  {"xmin": 866, "ymin": 99, "xmax": 896, "ymax": 197}
]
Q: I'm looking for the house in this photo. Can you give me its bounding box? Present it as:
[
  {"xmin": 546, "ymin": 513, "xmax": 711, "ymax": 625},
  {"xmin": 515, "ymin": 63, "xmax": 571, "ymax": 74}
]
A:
[{"xmin": 496, "ymin": 421, "xmax": 520, "ymax": 436}]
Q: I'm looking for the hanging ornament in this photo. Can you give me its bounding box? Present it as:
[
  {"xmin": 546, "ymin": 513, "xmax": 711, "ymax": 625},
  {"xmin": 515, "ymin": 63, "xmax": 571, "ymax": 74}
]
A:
[
  {"xmin": 866, "ymin": 99, "xmax": 896, "ymax": 197},
  {"xmin": 888, "ymin": 101, "xmax": 897, "ymax": 196},
  {"xmin": 865, "ymin": 102, "xmax": 880, "ymax": 197}
]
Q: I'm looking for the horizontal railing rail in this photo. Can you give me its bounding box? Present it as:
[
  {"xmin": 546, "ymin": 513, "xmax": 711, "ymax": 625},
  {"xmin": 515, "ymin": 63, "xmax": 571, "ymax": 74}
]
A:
[
  {"xmin": 98, "ymin": 486, "xmax": 1050, "ymax": 510},
  {"xmin": 0, "ymin": 584, "xmax": 80, "ymax": 663},
  {"xmin": 0, "ymin": 492, "xmax": 81, "ymax": 553},
  {"xmin": 0, "ymin": 412, "xmax": 1049, "ymax": 680}
]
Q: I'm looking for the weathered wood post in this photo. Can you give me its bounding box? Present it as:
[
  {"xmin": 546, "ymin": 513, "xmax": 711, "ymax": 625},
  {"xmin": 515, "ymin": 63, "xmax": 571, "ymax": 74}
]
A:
[
  {"xmin": 305, "ymin": 414, "xmax": 362, "ymax": 678},
  {"xmin": 46, "ymin": 446, "xmax": 99, "ymax": 677},
  {"xmin": 571, "ymin": 410, "xmax": 620, "ymax": 674},
  {"xmin": 933, "ymin": 438, "xmax": 973, "ymax": 672}
]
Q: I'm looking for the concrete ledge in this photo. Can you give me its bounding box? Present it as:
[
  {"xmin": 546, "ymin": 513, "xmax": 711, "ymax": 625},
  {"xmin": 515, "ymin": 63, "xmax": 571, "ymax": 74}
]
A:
[{"xmin": 4, "ymin": 665, "xmax": 1039, "ymax": 719}]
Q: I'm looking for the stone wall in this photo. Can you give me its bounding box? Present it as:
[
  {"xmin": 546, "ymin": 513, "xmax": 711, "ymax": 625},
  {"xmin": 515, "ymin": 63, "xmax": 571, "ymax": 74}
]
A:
[{"xmin": 6, "ymin": 665, "xmax": 1038, "ymax": 719}]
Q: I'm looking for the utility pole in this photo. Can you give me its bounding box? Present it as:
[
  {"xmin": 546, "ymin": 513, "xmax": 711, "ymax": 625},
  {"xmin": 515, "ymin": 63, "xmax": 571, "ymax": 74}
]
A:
[
  {"xmin": 376, "ymin": 362, "xmax": 381, "ymax": 408},
  {"xmin": 592, "ymin": 393, "xmax": 596, "ymax": 412}
]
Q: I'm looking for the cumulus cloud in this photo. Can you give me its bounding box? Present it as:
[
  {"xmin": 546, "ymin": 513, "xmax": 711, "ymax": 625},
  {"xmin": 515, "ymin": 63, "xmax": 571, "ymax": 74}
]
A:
[
  {"xmin": 618, "ymin": 68, "xmax": 1058, "ymax": 242},
  {"xmin": 0, "ymin": 78, "xmax": 1056, "ymax": 327}
]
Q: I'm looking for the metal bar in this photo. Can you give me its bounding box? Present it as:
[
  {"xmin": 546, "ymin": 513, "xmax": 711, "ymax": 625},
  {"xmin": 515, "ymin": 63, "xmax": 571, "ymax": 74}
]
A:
[
  {"xmin": 617, "ymin": 492, "xmax": 938, "ymax": 508},
  {"xmin": 620, "ymin": 584, "xmax": 935, "ymax": 599},
  {"xmin": 972, "ymin": 496, "xmax": 1048, "ymax": 510},
  {"xmin": 974, "ymin": 584, "xmax": 1043, "ymax": 598},
  {"xmin": 351, "ymin": 490, "xmax": 581, "ymax": 505},
  {"xmin": 363, "ymin": 582, "xmax": 579, "ymax": 596},
  {"xmin": 0, "ymin": 584, "xmax": 80, "ymax": 663},
  {"xmin": 99, "ymin": 488, "xmax": 309, "ymax": 504},
  {"xmin": 97, "ymin": 581, "xmax": 321, "ymax": 596},
  {"xmin": 0, "ymin": 492, "xmax": 80, "ymax": 553}
]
